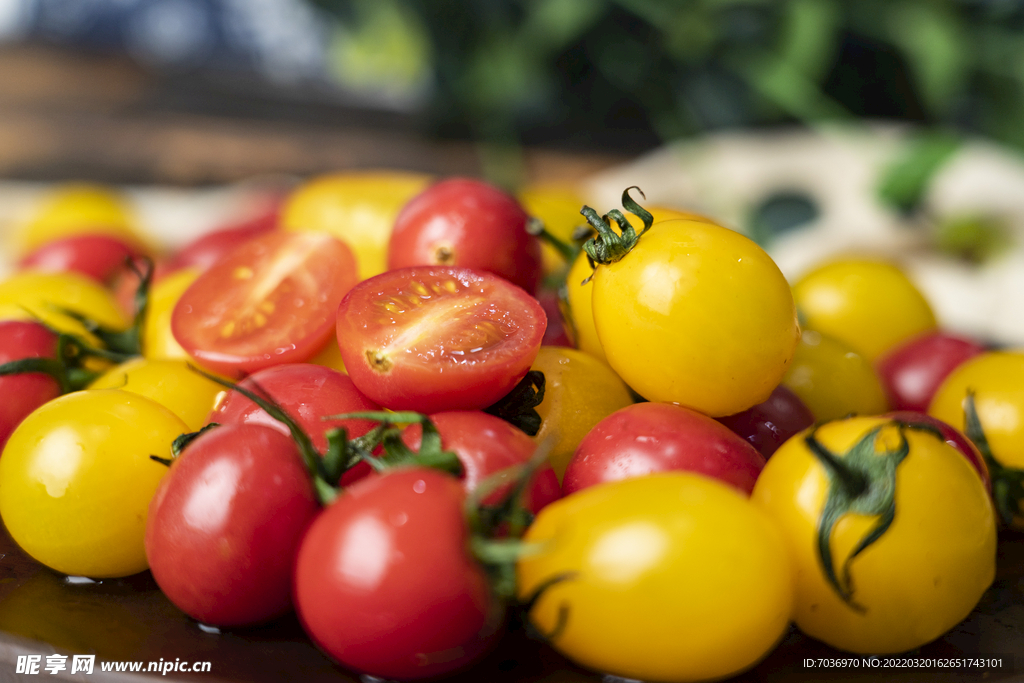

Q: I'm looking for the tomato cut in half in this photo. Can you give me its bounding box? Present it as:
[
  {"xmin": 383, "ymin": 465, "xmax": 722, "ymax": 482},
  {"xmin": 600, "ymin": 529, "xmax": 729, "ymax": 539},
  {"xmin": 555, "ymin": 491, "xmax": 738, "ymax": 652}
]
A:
[
  {"xmin": 336, "ymin": 267, "xmax": 546, "ymax": 413},
  {"xmin": 172, "ymin": 231, "xmax": 358, "ymax": 375}
]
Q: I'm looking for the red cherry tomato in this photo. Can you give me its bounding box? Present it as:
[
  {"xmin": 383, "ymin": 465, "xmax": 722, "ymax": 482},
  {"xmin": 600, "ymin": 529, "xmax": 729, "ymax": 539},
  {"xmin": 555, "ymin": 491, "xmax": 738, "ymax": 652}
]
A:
[
  {"xmin": 18, "ymin": 234, "xmax": 141, "ymax": 284},
  {"xmin": 163, "ymin": 208, "xmax": 279, "ymax": 275},
  {"xmin": 401, "ymin": 411, "xmax": 561, "ymax": 514},
  {"xmin": 877, "ymin": 332, "xmax": 987, "ymax": 412},
  {"xmin": 0, "ymin": 321, "xmax": 61, "ymax": 449},
  {"xmin": 206, "ymin": 363, "xmax": 380, "ymax": 451},
  {"xmin": 563, "ymin": 402, "xmax": 767, "ymax": 495},
  {"xmin": 388, "ymin": 178, "xmax": 542, "ymax": 293},
  {"xmin": 716, "ymin": 384, "xmax": 815, "ymax": 457},
  {"xmin": 886, "ymin": 410, "xmax": 991, "ymax": 493},
  {"xmin": 293, "ymin": 468, "xmax": 501, "ymax": 680},
  {"xmin": 172, "ymin": 231, "xmax": 358, "ymax": 375},
  {"xmin": 336, "ymin": 266, "xmax": 546, "ymax": 413},
  {"xmin": 536, "ymin": 288, "xmax": 572, "ymax": 348},
  {"xmin": 145, "ymin": 423, "xmax": 319, "ymax": 627}
]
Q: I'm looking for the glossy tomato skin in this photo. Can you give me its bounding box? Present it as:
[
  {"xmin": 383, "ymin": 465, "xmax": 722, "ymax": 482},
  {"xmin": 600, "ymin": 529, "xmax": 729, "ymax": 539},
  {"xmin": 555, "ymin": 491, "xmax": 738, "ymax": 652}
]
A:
[
  {"xmin": 207, "ymin": 363, "xmax": 381, "ymax": 452},
  {"xmin": 0, "ymin": 321, "xmax": 61, "ymax": 449},
  {"xmin": 591, "ymin": 218, "xmax": 799, "ymax": 417},
  {"xmin": 752, "ymin": 417, "xmax": 996, "ymax": 653},
  {"xmin": 163, "ymin": 209, "xmax": 279, "ymax": 275},
  {"xmin": 388, "ymin": 178, "xmax": 542, "ymax": 293},
  {"xmin": 530, "ymin": 346, "xmax": 633, "ymax": 481},
  {"xmin": 18, "ymin": 234, "xmax": 141, "ymax": 283},
  {"xmin": 886, "ymin": 411, "xmax": 990, "ymax": 492},
  {"xmin": 336, "ymin": 267, "xmax": 546, "ymax": 413},
  {"xmin": 293, "ymin": 468, "xmax": 502, "ymax": 680},
  {"xmin": 877, "ymin": 332, "xmax": 987, "ymax": 413},
  {"xmin": 401, "ymin": 411, "xmax": 561, "ymax": 514},
  {"xmin": 0, "ymin": 389, "xmax": 187, "ymax": 578},
  {"xmin": 564, "ymin": 402, "xmax": 766, "ymax": 495},
  {"xmin": 146, "ymin": 424, "xmax": 319, "ymax": 627},
  {"xmin": 172, "ymin": 231, "xmax": 358, "ymax": 375},
  {"xmin": 792, "ymin": 258, "xmax": 937, "ymax": 361},
  {"xmin": 518, "ymin": 473, "xmax": 793, "ymax": 682},
  {"xmin": 717, "ymin": 384, "xmax": 815, "ymax": 458}
]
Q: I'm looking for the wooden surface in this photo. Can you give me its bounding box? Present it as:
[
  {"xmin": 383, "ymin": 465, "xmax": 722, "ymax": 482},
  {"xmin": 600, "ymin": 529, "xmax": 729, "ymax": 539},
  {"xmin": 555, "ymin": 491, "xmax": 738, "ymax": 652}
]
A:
[
  {"xmin": 1, "ymin": 522, "xmax": 1022, "ymax": 682},
  {"xmin": 0, "ymin": 45, "xmax": 627, "ymax": 187}
]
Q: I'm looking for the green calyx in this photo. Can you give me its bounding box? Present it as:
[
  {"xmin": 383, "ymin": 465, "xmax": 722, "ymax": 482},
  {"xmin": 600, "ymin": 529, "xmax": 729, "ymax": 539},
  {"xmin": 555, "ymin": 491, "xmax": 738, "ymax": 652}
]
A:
[
  {"xmin": 321, "ymin": 411, "xmax": 463, "ymax": 479},
  {"xmin": 807, "ymin": 422, "xmax": 911, "ymax": 611},
  {"xmin": 963, "ymin": 392, "xmax": 1024, "ymax": 528},
  {"xmin": 579, "ymin": 186, "xmax": 653, "ymax": 279},
  {"xmin": 0, "ymin": 258, "xmax": 153, "ymax": 393},
  {"xmin": 484, "ymin": 370, "xmax": 545, "ymax": 436}
]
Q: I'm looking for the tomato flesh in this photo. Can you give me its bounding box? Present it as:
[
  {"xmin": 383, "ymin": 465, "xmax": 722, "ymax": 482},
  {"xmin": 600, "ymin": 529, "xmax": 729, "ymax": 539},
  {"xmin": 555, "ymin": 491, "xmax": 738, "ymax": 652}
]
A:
[
  {"xmin": 337, "ymin": 267, "xmax": 546, "ymax": 412},
  {"xmin": 172, "ymin": 231, "xmax": 358, "ymax": 375}
]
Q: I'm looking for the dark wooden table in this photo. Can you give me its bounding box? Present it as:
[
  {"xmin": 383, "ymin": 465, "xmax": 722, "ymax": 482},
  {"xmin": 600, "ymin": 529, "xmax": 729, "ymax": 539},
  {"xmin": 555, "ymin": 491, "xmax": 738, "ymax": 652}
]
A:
[{"xmin": 1, "ymin": 523, "xmax": 1022, "ymax": 683}]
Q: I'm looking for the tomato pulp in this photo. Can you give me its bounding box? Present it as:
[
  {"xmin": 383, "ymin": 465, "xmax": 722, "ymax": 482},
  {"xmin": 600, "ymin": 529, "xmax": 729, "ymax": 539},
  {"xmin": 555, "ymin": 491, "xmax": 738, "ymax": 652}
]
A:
[
  {"xmin": 336, "ymin": 267, "xmax": 546, "ymax": 413},
  {"xmin": 172, "ymin": 231, "xmax": 358, "ymax": 375}
]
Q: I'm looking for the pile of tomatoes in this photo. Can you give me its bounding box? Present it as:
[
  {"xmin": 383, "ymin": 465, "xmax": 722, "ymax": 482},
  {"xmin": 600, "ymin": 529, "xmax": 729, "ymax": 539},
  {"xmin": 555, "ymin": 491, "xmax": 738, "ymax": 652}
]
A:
[{"xmin": 0, "ymin": 174, "xmax": 1021, "ymax": 682}]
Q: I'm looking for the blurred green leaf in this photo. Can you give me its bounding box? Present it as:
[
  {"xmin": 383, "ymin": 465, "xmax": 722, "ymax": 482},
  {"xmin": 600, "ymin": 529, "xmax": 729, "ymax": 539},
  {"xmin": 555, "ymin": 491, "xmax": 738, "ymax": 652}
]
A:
[{"xmin": 877, "ymin": 131, "xmax": 960, "ymax": 214}]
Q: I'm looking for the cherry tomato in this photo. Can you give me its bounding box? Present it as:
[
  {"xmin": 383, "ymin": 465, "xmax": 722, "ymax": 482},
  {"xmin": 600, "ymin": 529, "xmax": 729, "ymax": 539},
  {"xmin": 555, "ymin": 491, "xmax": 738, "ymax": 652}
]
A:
[
  {"xmin": 752, "ymin": 417, "xmax": 995, "ymax": 653},
  {"xmin": 388, "ymin": 178, "xmax": 542, "ymax": 293},
  {"xmin": 877, "ymin": 332, "xmax": 987, "ymax": 413},
  {"xmin": 294, "ymin": 468, "xmax": 502, "ymax": 680},
  {"xmin": 792, "ymin": 258, "xmax": 937, "ymax": 361},
  {"xmin": 517, "ymin": 184, "xmax": 587, "ymax": 275},
  {"xmin": 782, "ymin": 330, "xmax": 889, "ymax": 422},
  {"xmin": 162, "ymin": 208, "xmax": 279, "ymax": 275},
  {"xmin": 401, "ymin": 411, "xmax": 561, "ymax": 514},
  {"xmin": 281, "ymin": 171, "xmax": 431, "ymax": 281},
  {"xmin": 18, "ymin": 234, "xmax": 141, "ymax": 283},
  {"xmin": 564, "ymin": 208, "xmax": 715, "ymax": 362},
  {"xmin": 0, "ymin": 321, "xmax": 61, "ymax": 449},
  {"xmin": 886, "ymin": 410, "xmax": 990, "ymax": 492},
  {"xmin": 172, "ymin": 231, "xmax": 358, "ymax": 375},
  {"xmin": 536, "ymin": 288, "xmax": 572, "ymax": 348},
  {"xmin": 142, "ymin": 268, "xmax": 200, "ymax": 361},
  {"xmin": 563, "ymin": 402, "xmax": 766, "ymax": 495},
  {"xmin": 0, "ymin": 271, "xmax": 129, "ymax": 344},
  {"xmin": 14, "ymin": 183, "xmax": 143, "ymax": 255},
  {"xmin": 530, "ymin": 346, "xmax": 633, "ymax": 481},
  {"xmin": 336, "ymin": 267, "xmax": 546, "ymax": 413},
  {"xmin": 717, "ymin": 384, "xmax": 814, "ymax": 458},
  {"xmin": 517, "ymin": 472, "xmax": 793, "ymax": 682},
  {"xmin": 207, "ymin": 363, "xmax": 381, "ymax": 452},
  {"xmin": 88, "ymin": 358, "xmax": 225, "ymax": 431},
  {"xmin": 0, "ymin": 389, "xmax": 187, "ymax": 578},
  {"xmin": 146, "ymin": 423, "xmax": 319, "ymax": 627},
  {"xmin": 590, "ymin": 217, "xmax": 799, "ymax": 416},
  {"xmin": 929, "ymin": 351, "xmax": 1024, "ymax": 528}
]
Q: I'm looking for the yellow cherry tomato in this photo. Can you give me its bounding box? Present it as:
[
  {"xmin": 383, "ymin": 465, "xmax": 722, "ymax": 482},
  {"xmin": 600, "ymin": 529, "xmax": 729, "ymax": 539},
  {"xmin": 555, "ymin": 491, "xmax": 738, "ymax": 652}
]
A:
[
  {"xmin": 88, "ymin": 358, "xmax": 225, "ymax": 431},
  {"xmin": 518, "ymin": 472, "xmax": 793, "ymax": 682},
  {"xmin": 792, "ymin": 258, "xmax": 937, "ymax": 361},
  {"xmin": 564, "ymin": 208, "xmax": 716, "ymax": 362},
  {"xmin": 590, "ymin": 217, "xmax": 799, "ymax": 416},
  {"xmin": 929, "ymin": 350, "xmax": 1024, "ymax": 528},
  {"xmin": 0, "ymin": 389, "xmax": 187, "ymax": 578},
  {"xmin": 529, "ymin": 346, "xmax": 633, "ymax": 480},
  {"xmin": 518, "ymin": 184, "xmax": 586, "ymax": 275},
  {"xmin": 752, "ymin": 417, "xmax": 996, "ymax": 654},
  {"xmin": 281, "ymin": 171, "xmax": 431, "ymax": 281},
  {"xmin": 782, "ymin": 330, "xmax": 889, "ymax": 422},
  {"xmin": 14, "ymin": 183, "xmax": 142, "ymax": 255},
  {"xmin": 142, "ymin": 268, "xmax": 200, "ymax": 360},
  {"xmin": 0, "ymin": 271, "xmax": 129, "ymax": 344}
]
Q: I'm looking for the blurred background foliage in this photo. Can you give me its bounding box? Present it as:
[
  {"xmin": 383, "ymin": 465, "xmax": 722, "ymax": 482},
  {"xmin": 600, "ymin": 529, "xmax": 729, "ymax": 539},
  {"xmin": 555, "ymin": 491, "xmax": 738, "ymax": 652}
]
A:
[{"xmin": 6, "ymin": 0, "xmax": 1024, "ymax": 154}]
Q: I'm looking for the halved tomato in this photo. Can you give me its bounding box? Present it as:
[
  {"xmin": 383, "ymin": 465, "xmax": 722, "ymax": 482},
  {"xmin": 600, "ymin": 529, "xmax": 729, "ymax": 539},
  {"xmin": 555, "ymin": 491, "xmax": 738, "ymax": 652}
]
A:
[
  {"xmin": 336, "ymin": 267, "xmax": 546, "ymax": 412},
  {"xmin": 171, "ymin": 231, "xmax": 357, "ymax": 375}
]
